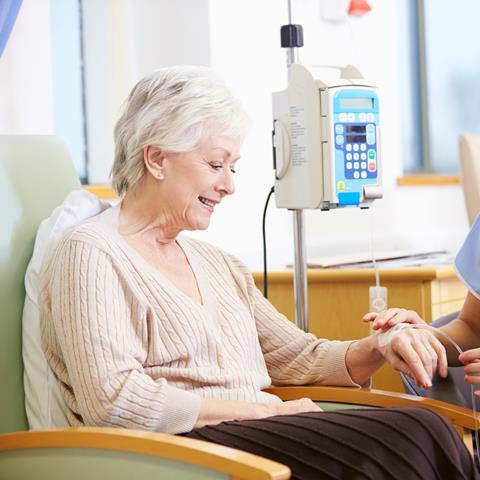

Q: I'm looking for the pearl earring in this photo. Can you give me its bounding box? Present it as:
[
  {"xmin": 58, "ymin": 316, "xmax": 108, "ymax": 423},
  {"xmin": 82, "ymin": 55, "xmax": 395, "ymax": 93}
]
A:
[{"xmin": 156, "ymin": 168, "xmax": 164, "ymax": 180}]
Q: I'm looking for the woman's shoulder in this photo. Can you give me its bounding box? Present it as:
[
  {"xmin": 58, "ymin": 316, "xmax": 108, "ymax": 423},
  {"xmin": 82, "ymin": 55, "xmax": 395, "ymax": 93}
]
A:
[
  {"xmin": 59, "ymin": 217, "xmax": 115, "ymax": 251},
  {"xmin": 45, "ymin": 212, "xmax": 122, "ymax": 272}
]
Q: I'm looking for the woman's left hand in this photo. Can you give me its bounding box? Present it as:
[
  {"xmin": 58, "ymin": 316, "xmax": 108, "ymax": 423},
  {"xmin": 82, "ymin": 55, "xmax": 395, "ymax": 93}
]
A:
[
  {"xmin": 459, "ymin": 348, "xmax": 480, "ymax": 397},
  {"xmin": 376, "ymin": 327, "xmax": 448, "ymax": 389}
]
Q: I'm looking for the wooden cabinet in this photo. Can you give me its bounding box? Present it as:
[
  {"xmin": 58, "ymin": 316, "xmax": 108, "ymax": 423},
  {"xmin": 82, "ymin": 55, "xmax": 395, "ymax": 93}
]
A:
[{"xmin": 253, "ymin": 266, "xmax": 467, "ymax": 392}]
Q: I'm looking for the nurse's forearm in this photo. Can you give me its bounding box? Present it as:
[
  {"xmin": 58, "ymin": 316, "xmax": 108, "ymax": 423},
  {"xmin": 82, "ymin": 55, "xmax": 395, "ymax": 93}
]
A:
[
  {"xmin": 436, "ymin": 292, "xmax": 480, "ymax": 365},
  {"xmin": 345, "ymin": 336, "xmax": 385, "ymax": 385},
  {"xmin": 439, "ymin": 319, "xmax": 480, "ymax": 365}
]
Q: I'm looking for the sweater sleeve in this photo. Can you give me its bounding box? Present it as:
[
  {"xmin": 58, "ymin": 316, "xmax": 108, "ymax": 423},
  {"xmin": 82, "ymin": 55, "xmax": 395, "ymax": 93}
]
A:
[
  {"xmin": 42, "ymin": 237, "xmax": 201, "ymax": 433},
  {"xmin": 223, "ymin": 252, "xmax": 362, "ymax": 387}
]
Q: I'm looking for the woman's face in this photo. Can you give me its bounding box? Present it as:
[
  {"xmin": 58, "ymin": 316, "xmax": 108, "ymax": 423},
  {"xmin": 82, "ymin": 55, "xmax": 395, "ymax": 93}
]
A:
[{"xmin": 159, "ymin": 134, "xmax": 241, "ymax": 231}]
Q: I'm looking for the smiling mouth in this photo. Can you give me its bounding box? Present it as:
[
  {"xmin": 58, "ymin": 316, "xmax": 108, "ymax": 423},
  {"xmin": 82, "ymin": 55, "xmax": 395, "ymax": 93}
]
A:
[{"xmin": 198, "ymin": 196, "xmax": 217, "ymax": 209}]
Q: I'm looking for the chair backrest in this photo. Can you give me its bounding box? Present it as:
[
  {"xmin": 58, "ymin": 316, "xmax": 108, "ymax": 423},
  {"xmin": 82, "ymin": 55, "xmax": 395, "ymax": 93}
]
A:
[
  {"xmin": 0, "ymin": 135, "xmax": 80, "ymax": 434},
  {"xmin": 459, "ymin": 133, "xmax": 480, "ymax": 226}
]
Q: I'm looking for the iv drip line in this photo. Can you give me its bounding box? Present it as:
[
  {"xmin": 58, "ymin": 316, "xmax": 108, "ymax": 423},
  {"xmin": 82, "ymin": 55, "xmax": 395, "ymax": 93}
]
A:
[{"xmin": 369, "ymin": 205, "xmax": 380, "ymax": 289}]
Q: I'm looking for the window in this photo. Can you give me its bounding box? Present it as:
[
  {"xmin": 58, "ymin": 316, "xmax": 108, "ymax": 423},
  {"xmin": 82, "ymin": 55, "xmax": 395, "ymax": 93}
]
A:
[
  {"xmin": 401, "ymin": 0, "xmax": 480, "ymax": 174},
  {"xmin": 50, "ymin": 0, "xmax": 88, "ymax": 182}
]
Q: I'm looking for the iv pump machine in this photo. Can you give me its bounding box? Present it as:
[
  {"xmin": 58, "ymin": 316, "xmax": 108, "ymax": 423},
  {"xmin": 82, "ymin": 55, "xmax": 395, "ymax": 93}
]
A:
[{"xmin": 272, "ymin": 64, "xmax": 383, "ymax": 210}]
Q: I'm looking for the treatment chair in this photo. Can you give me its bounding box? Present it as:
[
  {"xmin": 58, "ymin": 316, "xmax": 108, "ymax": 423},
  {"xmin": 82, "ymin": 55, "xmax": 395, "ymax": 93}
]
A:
[{"xmin": 0, "ymin": 135, "xmax": 478, "ymax": 479}]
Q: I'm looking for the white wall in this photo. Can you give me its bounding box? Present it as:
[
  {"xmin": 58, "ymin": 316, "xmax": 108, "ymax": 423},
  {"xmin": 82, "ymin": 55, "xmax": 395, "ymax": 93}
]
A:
[
  {"xmin": 1, "ymin": 0, "xmax": 470, "ymax": 271},
  {"xmin": 192, "ymin": 0, "xmax": 470, "ymax": 268},
  {"xmin": 82, "ymin": 0, "xmax": 211, "ymax": 183}
]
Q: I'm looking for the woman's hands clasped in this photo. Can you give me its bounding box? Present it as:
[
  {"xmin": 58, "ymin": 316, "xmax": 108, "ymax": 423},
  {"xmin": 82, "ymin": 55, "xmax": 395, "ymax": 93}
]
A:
[{"xmin": 363, "ymin": 308, "xmax": 448, "ymax": 389}]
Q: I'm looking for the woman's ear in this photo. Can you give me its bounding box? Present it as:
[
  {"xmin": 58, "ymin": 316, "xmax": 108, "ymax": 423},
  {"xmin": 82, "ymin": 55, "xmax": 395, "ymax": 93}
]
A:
[{"xmin": 144, "ymin": 146, "xmax": 166, "ymax": 180}]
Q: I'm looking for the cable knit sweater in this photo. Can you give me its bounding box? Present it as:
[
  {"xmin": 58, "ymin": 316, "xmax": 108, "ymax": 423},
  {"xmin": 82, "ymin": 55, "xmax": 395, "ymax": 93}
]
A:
[{"xmin": 40, "ymin": 205, "xmax": 360, "ymax": 434}]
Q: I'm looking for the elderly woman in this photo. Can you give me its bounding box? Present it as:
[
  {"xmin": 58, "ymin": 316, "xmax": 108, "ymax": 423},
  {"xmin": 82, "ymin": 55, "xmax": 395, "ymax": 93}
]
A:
[{"xmin": 40, "ymin": 66, "xmax": 477, "ymax": 479}]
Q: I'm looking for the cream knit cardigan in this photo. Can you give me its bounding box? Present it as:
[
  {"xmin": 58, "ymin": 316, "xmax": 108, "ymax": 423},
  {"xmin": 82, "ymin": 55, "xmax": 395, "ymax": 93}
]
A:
[{"xmin": 40, "ymin": 206, "xmax": 359, "ymax": 434}]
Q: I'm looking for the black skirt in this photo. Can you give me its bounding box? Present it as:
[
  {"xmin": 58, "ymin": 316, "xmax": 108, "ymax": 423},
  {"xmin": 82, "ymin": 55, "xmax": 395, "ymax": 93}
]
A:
[{"xmin": 184, "ymin": 407, "xmax": 478, "ymax": 480}]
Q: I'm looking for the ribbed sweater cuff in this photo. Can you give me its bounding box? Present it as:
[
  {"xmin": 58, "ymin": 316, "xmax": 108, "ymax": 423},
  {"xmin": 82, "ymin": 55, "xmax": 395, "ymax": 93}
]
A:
[
  {"xmin": 318, "ymin": 340, "xmax": 371, "ymax": 388},
  {"xmin": 159, "ymin": 386, "xmax": 202, "ymax": 434}
]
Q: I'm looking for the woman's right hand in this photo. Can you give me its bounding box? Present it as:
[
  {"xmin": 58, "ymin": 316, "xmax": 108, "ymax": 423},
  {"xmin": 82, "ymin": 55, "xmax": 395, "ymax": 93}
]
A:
[
  {"xmin": 195, "ymin": 397, "xmax": 321, "ymax": 429},
  {"xmin": 269, "ymin": 398, "xmax": 322, "ymax": 416}
]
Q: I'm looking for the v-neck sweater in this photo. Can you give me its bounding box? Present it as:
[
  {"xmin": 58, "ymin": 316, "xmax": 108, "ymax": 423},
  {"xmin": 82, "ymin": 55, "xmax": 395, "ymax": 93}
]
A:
[{"xmin": 40, "ymin": 206, "xmax": 360, "ymax": 434}]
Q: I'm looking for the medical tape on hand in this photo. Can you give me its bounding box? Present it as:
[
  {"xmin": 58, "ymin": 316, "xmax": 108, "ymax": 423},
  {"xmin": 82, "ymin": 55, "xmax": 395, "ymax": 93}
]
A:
[
  {"xmin": 382, "ymin": 323, "xmax": 480, "ymax": 465},
  {"xmin": 376, "ymin": 322, "xmax": 413, "ymax": 348}
]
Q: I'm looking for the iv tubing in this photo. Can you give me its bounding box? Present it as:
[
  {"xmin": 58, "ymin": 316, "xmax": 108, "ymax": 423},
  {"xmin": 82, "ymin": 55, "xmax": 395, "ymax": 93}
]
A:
[{"xmin": 369, "ymin": 207, "xmax": 380, "ymax": 288}]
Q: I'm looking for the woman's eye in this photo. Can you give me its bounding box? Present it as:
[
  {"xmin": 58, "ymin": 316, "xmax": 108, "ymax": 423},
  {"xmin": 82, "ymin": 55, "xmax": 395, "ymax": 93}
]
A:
[{"xmin": 209, "ymin": 162, "xmax": 236, "ymax": 173}]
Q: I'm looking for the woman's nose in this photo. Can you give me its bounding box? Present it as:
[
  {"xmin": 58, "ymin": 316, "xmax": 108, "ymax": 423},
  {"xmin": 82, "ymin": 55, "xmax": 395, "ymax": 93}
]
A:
[{"xmin": 217, "ymin": 169, "xmax": 235, "ymax": 196}]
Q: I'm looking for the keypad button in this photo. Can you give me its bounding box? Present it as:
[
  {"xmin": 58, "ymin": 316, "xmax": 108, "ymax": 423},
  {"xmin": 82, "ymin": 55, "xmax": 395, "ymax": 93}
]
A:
[
  {"xmin": 367, "ymin": 124, "xmax": 375, "ymax": 133},
  {"xmin": 335, "ymin": 124, "xmax": 344, "ymax": 134},
  {"xmin": 336, "ymin": 134, "xmax": 344, "ymax": 145},
  {"xmin": 346, "ymin": 162, "xmax": 353, "ymax": 170},
  {"xmin": 359, "ymin": 113, "xmax": 367, "ymax": 122},
  {"xmin": 347, "ymin": 113, "xmax": 355, "ymax": 122},
  {"xmin": 368, "ymin": 149, "xmax": 376, "ymax": 160},
  {"xmin": 361, "ymin": 161, "xmax": 367, "ymax": 169},
  {"xmin": 360, "ymin": 144, "xmax": 366, "ymax": 151},
  {"xmin": 361, "ymin": 171, "xmax": 367, "ymax": 179},
  {"xmin": 353, "ymin": 153, "xmax": 359, "ymax": 160},
  {"xmin": 360, "ymin": 153, "xmax": 367, "ymax": 160},
  {"xmin": 353, "ymin": 162, "xmax": 360, "ymax": 169},
  {"xmin": 367, "ymin": 113, "xmax": 374, "ymax": 122},
  {"xmin": 368, "ymin": 161, "xmax": 376, "ymax": 172},
  {"xmin": 353, "ymin": 171, "xmax": 360, "ymax": 179},
  {"xmin": 346, "ymin": 144, "xmax": 352, "ymax": 151},
  {"xmin": 367, "ymin": 134, "xmax": 375, "ymax": 145},
  {"xmin": 346, "ymin": 153, "xmax": 352, "ymax": 160},
  {"xmin": 339, "ymin": 113, "xmax": 347, "ymax": 122},
  {"xmin": 353, "ymin": 144, "xmax": 359, "ymax": 151}
]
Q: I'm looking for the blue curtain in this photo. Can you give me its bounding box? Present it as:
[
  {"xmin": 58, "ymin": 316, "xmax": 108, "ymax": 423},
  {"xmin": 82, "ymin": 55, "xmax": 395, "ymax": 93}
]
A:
[{"xmin": 0, "ymin": 0, "xmax": 23, "ymax": 57}]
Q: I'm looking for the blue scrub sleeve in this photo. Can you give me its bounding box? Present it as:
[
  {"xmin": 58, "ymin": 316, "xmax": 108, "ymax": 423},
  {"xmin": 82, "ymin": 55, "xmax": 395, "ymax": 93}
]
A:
[{"xmin": 455, "ymin": 215, "xmax": 480, "ymax": 300}]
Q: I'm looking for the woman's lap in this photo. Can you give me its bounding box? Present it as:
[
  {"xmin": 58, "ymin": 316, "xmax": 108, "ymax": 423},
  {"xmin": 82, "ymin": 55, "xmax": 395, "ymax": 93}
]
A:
[{"xmin": 184, "ymin": 407, "xmax": 478, "ymax": 480}]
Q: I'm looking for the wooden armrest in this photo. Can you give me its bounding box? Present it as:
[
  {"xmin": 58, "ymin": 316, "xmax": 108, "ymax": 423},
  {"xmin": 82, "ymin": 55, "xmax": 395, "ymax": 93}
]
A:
[
  {"xmin": 265, "ymin": 386, "xmax": 479, "ymax": 431},
  {"xmin": 0, "ymin": 427, "xmax": 290, "ymax": 480}
]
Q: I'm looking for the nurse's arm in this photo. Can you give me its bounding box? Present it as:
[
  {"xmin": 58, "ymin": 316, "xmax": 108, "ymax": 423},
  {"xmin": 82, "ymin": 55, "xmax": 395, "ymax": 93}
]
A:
[{"xmin": 437, "ymin": 292, "xmax": 480, "ymax": 365}]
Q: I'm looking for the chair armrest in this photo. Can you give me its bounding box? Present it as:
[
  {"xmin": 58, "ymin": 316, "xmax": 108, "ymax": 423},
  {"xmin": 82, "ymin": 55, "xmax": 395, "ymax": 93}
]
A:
[
  {"xmin": 265, "ymin": 386, "xmax": 479, "ymax": 431},
  {"xmin": 0, "ymin": 427, "xmax": 290, "ymax": 480}
]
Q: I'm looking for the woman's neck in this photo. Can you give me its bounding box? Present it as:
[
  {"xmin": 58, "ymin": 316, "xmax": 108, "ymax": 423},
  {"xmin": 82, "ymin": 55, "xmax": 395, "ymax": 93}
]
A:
[{"xmin": 119, "ymin": 185, "xmax": 181, "ymax": 247}]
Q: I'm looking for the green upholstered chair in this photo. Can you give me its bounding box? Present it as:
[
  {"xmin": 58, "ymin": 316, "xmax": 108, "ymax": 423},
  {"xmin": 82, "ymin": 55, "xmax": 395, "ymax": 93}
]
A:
[{"xmin": 0, "ymin": 135, "xmax": 477, "ymax": 478}]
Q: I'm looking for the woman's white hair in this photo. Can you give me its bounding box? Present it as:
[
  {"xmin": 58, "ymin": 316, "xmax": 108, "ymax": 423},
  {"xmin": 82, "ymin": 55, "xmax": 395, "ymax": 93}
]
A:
[{"xmin": 111, "ymin": 65, "xmax": 250, "ymax": 197}]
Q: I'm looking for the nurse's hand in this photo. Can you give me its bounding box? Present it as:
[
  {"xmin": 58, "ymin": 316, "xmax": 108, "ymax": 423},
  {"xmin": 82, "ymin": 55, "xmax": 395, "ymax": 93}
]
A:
[
  {"xmin": 458, "ymin": 348, "xmax": 480, "ymax": 397},
  {"xmin": 376, "ymin": 327, "xmax": 448, "ymax": 389},
  {"xmin": 363, "ymin": 308, "xmax": 426, "ymax": 331}
]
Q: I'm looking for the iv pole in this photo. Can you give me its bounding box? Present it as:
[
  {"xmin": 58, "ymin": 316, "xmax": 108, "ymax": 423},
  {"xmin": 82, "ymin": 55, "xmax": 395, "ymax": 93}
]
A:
[{"xmin": 282, "ymin": 0, "xmax": 309, "ymax": 332}]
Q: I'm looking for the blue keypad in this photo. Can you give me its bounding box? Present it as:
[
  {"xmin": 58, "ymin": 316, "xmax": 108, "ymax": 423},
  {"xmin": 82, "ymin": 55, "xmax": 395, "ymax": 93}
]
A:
[{"xmin": 335, "ymin": 121, "xmax": 377, "ymax": 180}]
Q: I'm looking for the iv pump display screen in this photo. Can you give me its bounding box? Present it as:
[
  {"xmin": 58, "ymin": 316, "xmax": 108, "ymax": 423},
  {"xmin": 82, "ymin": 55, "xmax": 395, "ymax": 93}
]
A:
[
  {"xmin": 345, "ymin": 125, "xmax": 366, "ymax": 143},
  {"xmin": 339, "ymin": 97, "xmax": 373, "ymax": 109}
]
